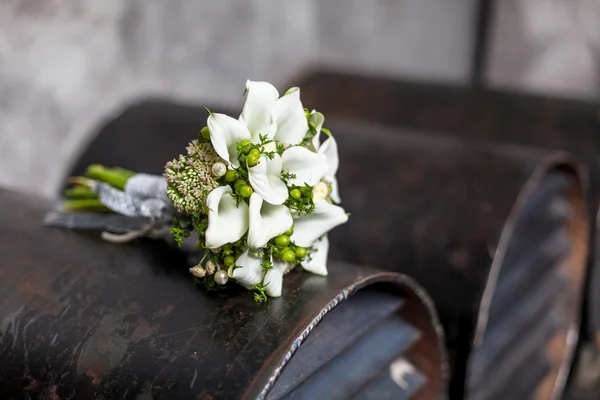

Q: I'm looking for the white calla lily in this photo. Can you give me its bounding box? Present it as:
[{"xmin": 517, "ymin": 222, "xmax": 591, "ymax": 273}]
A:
[
  {"xmin": 281, "ymin": 146, "xmax": 329, "ymax": 187},
  {"xmin": 264, "ymin": 259, "xmax": 288, "ymax": 297},
  {"xmin": 240, "ymin": 80, "xmax": 278, "ymax": 141},
  {"xmin": 318, "ymin": 134, "xmax": 341, "ymax": 203},
  {"xmin": 248, "ymin": 154, "xmax": 289, "ymax": 205},
  {"xmin": 207, "ymin": 113, "xmax": 251, "ymax": 168},
  {"xmin": 230, "ymin": 249, "xmax": 264, "ymax": 288},
  {"xmin": 308, "ymin": 110, "xmax": 325, "ymax": 151},
  {"xmin": 291, "ymin": 200, "xmax": 349, "ymax": 247},
  {"xmin": 248, "ymin": 193, "xmax": 293, "ymax": 249},
  {"xmin": 302, "ymin": 236, "xmax": 330, "ymax": 276},
  {"xmin": 205, "ymin": 186, "xmax": 249, "ymax": 249},
  {"xmin": 273, "ymin": 87, "xmax": 308, "ymax": 145}
]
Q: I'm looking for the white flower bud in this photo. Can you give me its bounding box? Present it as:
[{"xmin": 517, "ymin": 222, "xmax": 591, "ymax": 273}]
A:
[
  {"xmin": 189, "ymin": 266, "xmax": 206, "ymax": 278},
  {"xmin": 205, "ymin": 260, "xmax": 216, "ymax": 275},
  {"xmin": 211, "ymin": 162, "xmax": 227, "ymax": 177},
  {"xmin": 312, "ymin": 181, "xmax": 330, "ymax": 202}
]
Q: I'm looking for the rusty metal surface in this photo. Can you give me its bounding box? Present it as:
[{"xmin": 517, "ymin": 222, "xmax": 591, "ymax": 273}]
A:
[{"xmin": 0, "ymin": 189, "xmax": 447, "ymax": 400}]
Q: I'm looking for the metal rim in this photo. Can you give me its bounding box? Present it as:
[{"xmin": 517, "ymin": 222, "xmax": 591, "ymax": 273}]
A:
[{"xmin": 254, "ymin": 273, "xmax": 450, "ymax": 400}]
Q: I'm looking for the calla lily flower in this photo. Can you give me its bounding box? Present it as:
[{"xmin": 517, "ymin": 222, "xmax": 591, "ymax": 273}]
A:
[
  {"xmin": 205, "ymin": 190, "xmax": 292, "ymax": 250},
  {"xmin": 302, "ymin": 236, "xmax": 330, "ymax": 276},
  {"xmin": 230, "ymin": 252, "xmax": 288, "ymax": 297},
  {"xmin": 248, "ymin": 148, "xmax": 328, "ymax": 205},
  {"xmin": 318, "ymin": 135, "xmax": 341, "ymax": 204},
  {"xmin": 263, "ymin": 260, "xmax": 288, "ymax": 297},
  {"xmin": 230, "ymin": 249, "xmax": 264, "ymax": 288},
  {"xmin": 205, "ymin": 186, "xmax": 249, "ymax": 249},
  {"xmin": 291, "ymin": 200, "xmax": 348, "ymax": 248},
  {"xmin": 207, "ymin": 80, "xmax": 309, "ymax": 168},
  {"xmin": 309, "ymin": 111, "xmax": 341, "ymax": 204},
  {"xmin": 248, "ymin": 193, "xmax": 293, "ymax": 249}
]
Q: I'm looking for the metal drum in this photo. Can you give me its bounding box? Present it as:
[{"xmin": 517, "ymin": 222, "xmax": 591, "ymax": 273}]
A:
[
  {"xmin": 326, "ymin": 120, "xmax": 589, "ymax": 400},
  {"xmin": 60, "ymin": 99, "xmax": 590, "ymax": 399},
  {"xmin": 0, "ymin": 189, "xmax": 448, "ymax": 399}
]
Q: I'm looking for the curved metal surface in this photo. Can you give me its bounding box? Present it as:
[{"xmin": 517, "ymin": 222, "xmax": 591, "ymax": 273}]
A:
[
  {"xmin": 468, "ymin": 165, "xmax": 588, "ymax": 400},
  {"xmin": 61, "ymin": 100, "xmax": 590, "ymax": 399},
  {"xmin": 0, "ymin": 189, "xmax": 447, "ymax": 400},
  {"xmin": 321, "ymin": 120, "xmax": 589, "ymax": 399}
]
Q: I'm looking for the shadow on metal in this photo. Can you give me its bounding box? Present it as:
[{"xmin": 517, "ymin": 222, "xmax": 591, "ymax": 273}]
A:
[{"xmin": 0, "ymin": 190, "xmax": 448, "ymax": 399}]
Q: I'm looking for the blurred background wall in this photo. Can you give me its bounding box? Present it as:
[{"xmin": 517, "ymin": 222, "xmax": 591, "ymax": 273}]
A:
[{"xmin": 0, "ymin": 0, "xmax": 598, "ymax": 198}]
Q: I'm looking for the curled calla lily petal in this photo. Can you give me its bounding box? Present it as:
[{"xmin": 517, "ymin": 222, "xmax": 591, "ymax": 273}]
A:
[
  {"xmin": 281, "ymin": 146, "xmax": 328, "ymax": 187},
  {"xmin": 309, "ymin": 111, "xmax": 325, "ymax": 151},
  {"xmin": 291, "ymin": 200, "xmax": 349, "ymax": 247},
  {"xmin": 274, "ymin": 87, "xmax": 308, "ymax": 145},
  {"xmin": 318, "ymin": 134, "xmax": 341, "ymax": 203},
  {"xmin": 264, "ymin": 259, "xmax": 288, "ymax": 297},
  {"xmin": 302, "ymin": 236, "xmax": 329, "ymax": 276},
  {"xmin": 248, "ymin": 154, "xmax": 288, "ymax": 205},
  {"xmin": 240, "ymin": 80, "xmax": 278, "ymax": 142},
  {"xmin": 208, "ymin": 113, "xmax": 251, "ymax": 168},
  {"xmin": 247, "ymin": 193, "xmax": 293, "ymax": 249},
  {"xmin": 205, "ymin": 186, "xmax": 249, "ymax": 248},
  {"xmin": 231, "ymin": 249, "xmax": 264, "ymax": 288}
]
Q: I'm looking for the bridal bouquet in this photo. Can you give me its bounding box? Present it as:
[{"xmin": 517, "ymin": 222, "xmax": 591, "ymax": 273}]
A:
[{"xmin": 47, "ymin": 80, "xmax": 349, "ymax": 301}]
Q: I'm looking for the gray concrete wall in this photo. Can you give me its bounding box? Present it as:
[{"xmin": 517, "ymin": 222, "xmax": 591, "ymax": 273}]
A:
[
  {"xmin": 0, "ymin": 0, "xmax": 318, "ymax": 197},
  {"xmin": 317, "ymin": 0, "xmax": 477, "ymax": 82},
  {"xmin": 486, "ymin": 0, "xmax": 600, "ymax": 100}
]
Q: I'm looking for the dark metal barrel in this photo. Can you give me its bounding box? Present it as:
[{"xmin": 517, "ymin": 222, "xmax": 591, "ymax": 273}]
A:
[
  {"xmin": 0, "ymin": 189, "xmax": 448, "ymax": 400},
  {"xmin": 326, "ymin": 120, "xmax": 589, "ymax": 400},
  {"xmin": 59, "ymin": 100, "xmax": 590, "ymax": 399}
]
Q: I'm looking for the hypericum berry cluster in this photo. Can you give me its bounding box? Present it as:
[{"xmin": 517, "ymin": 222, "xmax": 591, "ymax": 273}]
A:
[{"xmin": 164, "ymin": 139, "xmax": 222, "ymax": 214}]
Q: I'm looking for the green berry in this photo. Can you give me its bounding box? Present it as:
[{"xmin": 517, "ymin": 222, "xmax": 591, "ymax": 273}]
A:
[
  {"xmin": 285, "ymin": 226, "xmax": 294, "ymax": 236},
  {"xmin": 274, "ymin": 235, "xmax": 290, "ymax": 248},
  {"xmin": 299, "ymin": 186, "xmax": 308, "ymax": 194},
  {"xmin": 201, "ymin": 127, "xmax": 211, "ymax": 140},
  {"xmin": 224, "ymin": 256, "xmax": 235, "ymax": 268},
  {"xmin": 240, "ymin": 185, "xmax": 254, "ymax": 197},
  {"xmin": 295, "ymin": 247, "xmax": 307, "ymax": 259},
  {"xmin": 239, "ymin": 139, "xmax": 251, "ymax": 154},
  {"xmin": 247, "ymin": 154, "xmax": 259, "ymax": 167},
  {"xmin": 281, "ymin": 249, "xmax": 296, "ymax": 263},
  {"xmin": 234, "ymin": 179, "xmax": 247, "ymax": 191},
  {"xmin": 248, "ymin": 148, "xmax": 261, "ymax": 158},
  {"xmin": 290, "ymin": 188, "xmax": 301, "ymax": 200},
  {"xmin": 224, "ymin": 170, "xmax": 238, "ymax": 182}
]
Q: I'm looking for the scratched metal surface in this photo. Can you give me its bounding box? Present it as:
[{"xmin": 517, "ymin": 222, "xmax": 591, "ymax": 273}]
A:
[{"xmin": 0, "ymin": 189, "xmax": 447, "ymax": 400}]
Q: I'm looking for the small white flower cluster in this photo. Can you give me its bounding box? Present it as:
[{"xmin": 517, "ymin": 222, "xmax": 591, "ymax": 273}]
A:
[{"xmin": 169, "ymin": 80, "xmax": 348, "ymax": 300}]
